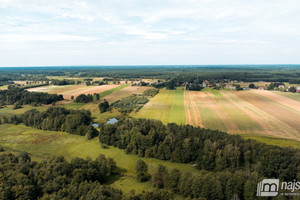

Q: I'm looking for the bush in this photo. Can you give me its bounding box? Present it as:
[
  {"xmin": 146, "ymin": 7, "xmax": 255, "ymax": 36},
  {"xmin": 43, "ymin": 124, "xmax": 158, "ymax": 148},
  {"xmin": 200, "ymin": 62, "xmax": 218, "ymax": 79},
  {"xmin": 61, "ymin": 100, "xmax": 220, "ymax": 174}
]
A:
[{"xmin": 99, "ymin": 100, "xmax": 109, "ymax": 113}]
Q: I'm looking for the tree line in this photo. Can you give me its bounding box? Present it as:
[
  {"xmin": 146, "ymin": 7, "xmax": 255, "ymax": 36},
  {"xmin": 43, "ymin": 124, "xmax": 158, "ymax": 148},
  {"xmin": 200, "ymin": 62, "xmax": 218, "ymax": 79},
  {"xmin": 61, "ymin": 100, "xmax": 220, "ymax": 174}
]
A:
[
  {"xmin": 0, "ymin": 86, "xmax": 63, "ymax": 106},
  {"xmin": 12, "ymin": 107, "xmax": 99, "ymax": 139}
]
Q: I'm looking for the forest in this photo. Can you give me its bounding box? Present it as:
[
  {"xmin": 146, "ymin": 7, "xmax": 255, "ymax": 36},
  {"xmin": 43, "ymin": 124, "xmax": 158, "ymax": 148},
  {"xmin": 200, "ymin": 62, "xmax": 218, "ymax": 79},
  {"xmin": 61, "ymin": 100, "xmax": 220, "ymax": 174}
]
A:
[
  {"xmin": 1, "ymin": 65, "xmax": 300, "ymax": 82},
  {"xmin": 0, "ymin": 151, "xmax": 180, "ymax": 200}
]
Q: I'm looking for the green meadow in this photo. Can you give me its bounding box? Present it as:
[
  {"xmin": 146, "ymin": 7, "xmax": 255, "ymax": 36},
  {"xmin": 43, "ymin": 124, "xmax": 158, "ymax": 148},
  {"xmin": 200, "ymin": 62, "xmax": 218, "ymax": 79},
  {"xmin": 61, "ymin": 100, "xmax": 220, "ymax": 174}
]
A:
[
  {"xmin": 0, "ymin": 123, "xmax": 202, "ymax": 194},
  {"xmin": 133, "ymin": 89, "xmax": 185, "ymax": 124},
  {"xmin": 167, "ymin": 89, "xmax": 186, "ymax": 124},
  {"xmin": 0, "ymin": 105, "xmax": 47, "ymax": 117}
]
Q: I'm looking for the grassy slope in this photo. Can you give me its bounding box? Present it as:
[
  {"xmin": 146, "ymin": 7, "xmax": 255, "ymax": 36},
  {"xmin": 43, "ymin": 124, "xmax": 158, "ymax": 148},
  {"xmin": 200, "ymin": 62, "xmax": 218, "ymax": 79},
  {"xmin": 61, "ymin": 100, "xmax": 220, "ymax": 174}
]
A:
[{"xmin": 0, "ymin": 124, "xmax": 201, "ymax": 194}]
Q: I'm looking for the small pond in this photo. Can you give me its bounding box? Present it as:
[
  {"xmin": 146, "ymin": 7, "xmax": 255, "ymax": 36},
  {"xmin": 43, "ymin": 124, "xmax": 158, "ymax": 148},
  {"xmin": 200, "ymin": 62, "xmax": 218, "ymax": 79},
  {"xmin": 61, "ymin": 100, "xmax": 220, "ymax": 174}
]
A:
[
  {"xmin": 106, "ymin": 118, "xmax": 118, "ymax": 124},
  {"xmin": 92, "ymin": 123, "xmax": 99, "ymax": 128}
]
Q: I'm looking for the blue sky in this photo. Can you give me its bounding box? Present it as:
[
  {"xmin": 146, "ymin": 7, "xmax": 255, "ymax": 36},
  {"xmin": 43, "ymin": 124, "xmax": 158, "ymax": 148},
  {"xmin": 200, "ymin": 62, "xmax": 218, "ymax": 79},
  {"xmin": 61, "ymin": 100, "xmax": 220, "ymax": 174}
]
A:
[{"xmin": 0, "ymin": 0, "xmax": 299, "ymax": 66}]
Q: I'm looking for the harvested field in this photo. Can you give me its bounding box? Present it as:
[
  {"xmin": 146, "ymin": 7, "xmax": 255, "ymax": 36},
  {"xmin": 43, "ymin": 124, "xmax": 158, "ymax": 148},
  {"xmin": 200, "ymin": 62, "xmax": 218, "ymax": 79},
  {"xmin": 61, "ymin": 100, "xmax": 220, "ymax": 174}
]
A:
[
  {"xmin": 272, "ymin": 91, "xmax": 300, "ymax": 102},
  {"xmin": 28, "ymin": 84, "xmax": 118, "ymax": 99},
  {"xmin": 183, "ymin": 89, "xmax": 300, "ymax": 141},
  {"xmin": 252, "ymin": 89, "xmax": 300, "ymax": 113}
]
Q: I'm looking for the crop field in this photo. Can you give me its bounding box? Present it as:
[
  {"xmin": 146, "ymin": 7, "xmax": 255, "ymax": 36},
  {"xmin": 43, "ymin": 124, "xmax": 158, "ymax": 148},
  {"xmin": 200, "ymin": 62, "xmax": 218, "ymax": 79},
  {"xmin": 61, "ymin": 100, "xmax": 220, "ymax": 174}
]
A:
[
  {"xmin": 133, "ymin": 89, "xmax": 185, "ymax": 124},
  {"xmin": 134, "ymin": 89, "xmax": 300, "ymax": 143},
  {"xmin": 28, "ymin": 84, "xmax": 119, "ymax": 99},
  {"xmin": 103, "ymin": 85, "xmax": 151, "ymax": 103},
  {"xmin": 0, "ymin": 123, "xmax": 201, "ymax": 194}
]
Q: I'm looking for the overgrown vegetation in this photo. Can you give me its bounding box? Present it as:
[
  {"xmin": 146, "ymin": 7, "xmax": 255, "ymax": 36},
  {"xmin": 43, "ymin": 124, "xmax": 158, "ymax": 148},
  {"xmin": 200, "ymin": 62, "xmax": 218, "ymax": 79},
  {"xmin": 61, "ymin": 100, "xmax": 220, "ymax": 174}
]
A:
[
  {"xmin": 142, "ymin": 88, "xmax": 159, "ymax": 97},
  {"xmin": 110, "ymin": 89, "xmax": 159, "ymax": 113},
  {"xmin": 111, "ymin": 94, "xmax": 149, "ymax": 113}
]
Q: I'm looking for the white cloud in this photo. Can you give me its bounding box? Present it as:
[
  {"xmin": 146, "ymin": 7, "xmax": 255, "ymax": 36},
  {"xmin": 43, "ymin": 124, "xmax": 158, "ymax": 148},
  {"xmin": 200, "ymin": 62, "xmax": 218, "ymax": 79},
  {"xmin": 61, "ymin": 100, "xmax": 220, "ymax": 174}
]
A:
[{"xmin": 0, "ymin": 0, "xmax": 299, "ymax": 66}]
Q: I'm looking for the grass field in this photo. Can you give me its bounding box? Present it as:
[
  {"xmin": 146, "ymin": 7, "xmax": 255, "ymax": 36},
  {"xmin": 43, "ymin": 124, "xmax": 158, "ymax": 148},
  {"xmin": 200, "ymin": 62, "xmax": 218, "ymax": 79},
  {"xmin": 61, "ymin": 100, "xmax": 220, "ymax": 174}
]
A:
[
  {"xmin": 0, "ymin": 123, "xmax": 202, "ymax": 194},
  {"xmin": 0, "ymin": 105, "xmax": 47, "ymax": 117},
  {"xmin": 167, "ymin": 90, "xmax": 186, "ymax": 124},
  {"xmin": 133, "ymin": 89, "xmax": 185, "ymax": 124}
]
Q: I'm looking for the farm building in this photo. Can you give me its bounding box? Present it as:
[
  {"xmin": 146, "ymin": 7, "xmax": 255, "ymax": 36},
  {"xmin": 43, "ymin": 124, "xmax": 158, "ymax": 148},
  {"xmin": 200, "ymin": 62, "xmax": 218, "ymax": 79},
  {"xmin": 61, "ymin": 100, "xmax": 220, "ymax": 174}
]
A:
[
  {"xmin": 297, "ymin": 87, "xmax": 300, "ymax": 93},
  {"xmin": 226, "ymin": 84, "xmax": 236, "ymax": 90},
  {"xmin": 278, "ymin": 85, "xmax": 285, "ymax": 89},
  {"xmin": 258, "ymin": 86, "xmax": 264, "ymax": 90}
]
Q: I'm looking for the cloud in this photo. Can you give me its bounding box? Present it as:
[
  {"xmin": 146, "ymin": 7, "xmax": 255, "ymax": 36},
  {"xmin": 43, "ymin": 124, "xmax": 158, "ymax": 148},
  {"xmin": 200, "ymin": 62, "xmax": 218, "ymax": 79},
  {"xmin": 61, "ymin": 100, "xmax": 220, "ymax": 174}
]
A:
[{"xmin": 0, "ymin": 0, "xmax": 299, "ymax": 66}]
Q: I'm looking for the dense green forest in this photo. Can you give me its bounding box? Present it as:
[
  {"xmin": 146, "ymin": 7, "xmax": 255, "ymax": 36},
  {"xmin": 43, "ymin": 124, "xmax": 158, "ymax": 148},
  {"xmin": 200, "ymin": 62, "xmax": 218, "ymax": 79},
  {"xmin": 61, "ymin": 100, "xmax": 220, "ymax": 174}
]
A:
[
  {"xmin": 99, "ymin": 118, "xmax": 300, "ymax": 180},
  {"xmin": 0, "ymin": 152, "xmax": 180, "ymax": 200},
  {"xmin": 13, "ymin": 107, "xmax": 98, "ymax": 139},
  {"xmin": 0, "ymin": 86, "xmax": 63, "ymax": 106},
  {"xmin": 0, "ymin": 152, "xmax": 118, "ymax": 200},
  {"xmin": 1, "ymin": 65, "xmax": 300, "ymax": 82}
]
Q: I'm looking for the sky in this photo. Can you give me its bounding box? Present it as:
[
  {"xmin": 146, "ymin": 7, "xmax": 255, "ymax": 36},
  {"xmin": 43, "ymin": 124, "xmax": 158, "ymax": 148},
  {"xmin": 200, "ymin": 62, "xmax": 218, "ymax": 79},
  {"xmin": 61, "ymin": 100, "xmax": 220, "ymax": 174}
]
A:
[{"xmin": 0, "ymin": 0, "xmax": 300, "ymax": 67}]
